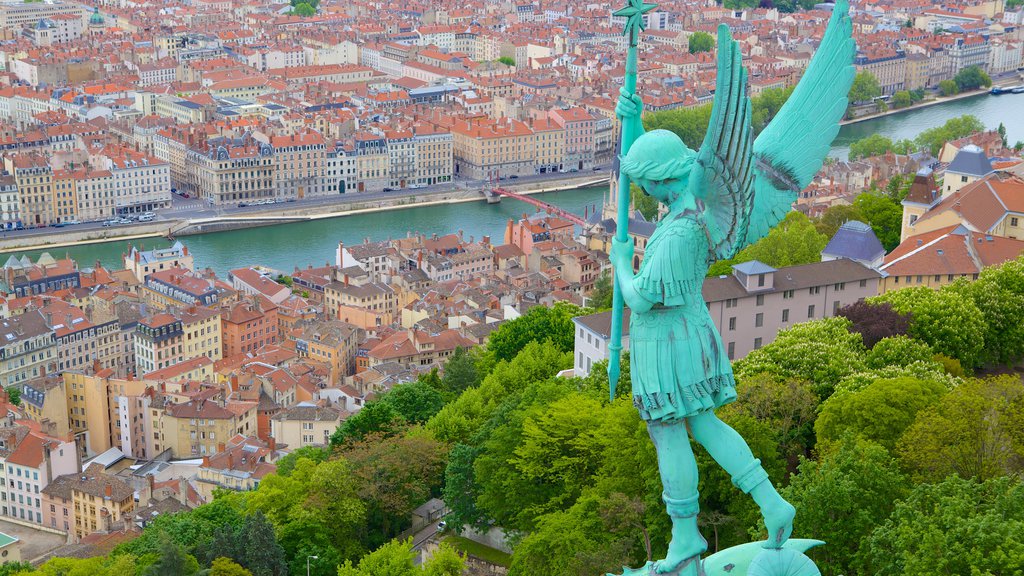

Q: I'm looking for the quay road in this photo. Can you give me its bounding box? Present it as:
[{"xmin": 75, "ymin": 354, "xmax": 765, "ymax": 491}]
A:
[{"xmin": 0, "ymin": 167, "xmax": 610, "ymax": 242}]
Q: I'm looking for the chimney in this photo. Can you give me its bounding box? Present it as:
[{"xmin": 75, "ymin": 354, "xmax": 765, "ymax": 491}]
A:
[
  {"xmin": 202, "ymin": 455, "xmax": 210, "ymax": 467},
  {"xmin": 344, "ymin": 274, "xmax": 349, "ymax": 286},
  {"xmin": 104, "ymin": 483, "xmax": 113, "ymax": 499},
  {"xmin": 228, "ymin": 451, "xmax": 235, "ymax": 469},
  {"xmin": 268, "ymin": 436, "xmax": 276, "ymax": 452},
  {"xmin": 217, "ymin": 442, "xmax": 226, "ymax": 453},
  {"xmin": 177, "ymin": 478, "xmax": 189, "ymax": 505}
]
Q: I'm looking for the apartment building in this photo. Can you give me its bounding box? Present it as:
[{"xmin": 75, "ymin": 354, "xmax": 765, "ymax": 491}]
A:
[
  {"xmin": 179, "ymin": 306, "xmax": 223, "ymax": 363},
  {"xmin": 187, "ymin": 140, "xmax": 275, "ymax": 205},
  {"xmin": 270, "ymin": 403, "xmax": 344, "ymax": 449},
  {"xmin": 549, "ymin": 107, "xmax": 595, "ymax": 171},
  {"xmin": 323, "ymin": 279, "xmax": 397, "ymax": 329},
  {"xmin": 411, "ymin": 126, "xmax": 453, "ymax": 187},
  {"xmin": 3, "ymin": 431, "xmax": 78, "ymax": 527},
  {"xmin": 0, "ymin": 311, "xmax": 56, "ymax": 388},
  {"xmin": 4, "ymin": 152, "xmax": 54, "ymax": 227},
  {"xmin": 42, "ymin": 465, "xmax": 134, "ymax": 540},
  {"xmin": 291, "ymin": 319, "xmax": 360, "ymax": 383},
  {"xmin": 133, "ymin": 314, "xmax": 184, "ymax": 376},
  {"xmin": 221, "ymin": 297, "xmax": 278, "ymax": 358},
  {"xmin": 1, "ymin": 253, "xmax": 80, "ymax": 297},
  {"xmin": 0, "ymin": 175, "xmax": 19, "ymax": 230},
  {"xmin": 155, "ymin": 397, "xmax": 258, "ymax": 458},
  {"xmin": 270, "ymin": 131, "xmax": 327, "ymax": 200},
  {"xmin": 123, "ymin": 241, "xmax": 195, "ymax": 283},
  {"xmin": 141, "ymin": 268, "xmax": 221, "ymax": 310},
  {"xmin": 451, "ymin": 117, "xmax": 535, "ymax": 180},
  {"xmin": 195, "ymin": 436, "xmax": 274, "ymax": 501},
  {"xmin": 39, "ymin": 300, "xmax": 120, "ymax": 374}
]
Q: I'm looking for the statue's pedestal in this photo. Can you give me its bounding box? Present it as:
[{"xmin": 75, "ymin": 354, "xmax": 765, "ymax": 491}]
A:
[{"xmin": 610, "ymin": 539, "xmax": 824, "ymax": 576}]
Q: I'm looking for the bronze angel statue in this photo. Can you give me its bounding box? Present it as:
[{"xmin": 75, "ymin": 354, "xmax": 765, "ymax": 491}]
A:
[{"xmin": 607, "ymin": 1, "xmax": 855, "ymax": 575}]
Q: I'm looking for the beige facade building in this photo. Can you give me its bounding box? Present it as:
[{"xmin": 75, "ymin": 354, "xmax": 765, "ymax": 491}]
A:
[
  {"xmin": 155, "ymin": 397, "xmax": 258, "ymax": 458},
  {"xmin": 451, "ymin": 117, "xmax": 535, "ymax": 180},
  {"xmin": 270, "ymin": 403, "xmax": 344, "ymax": 449},
  {"xmin": 4, "ymin": 152, "xmax": 55, "ymax": 227},
  {"xmin": 187, "ymin": 140, "xmax": 276, "ymax": 205},
  {"xmin": 195, "ymin": 436, "xmax": 275, "ymax": 502}
]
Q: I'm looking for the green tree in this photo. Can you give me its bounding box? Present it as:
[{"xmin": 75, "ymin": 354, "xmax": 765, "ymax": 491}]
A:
[
  {"xmin": 750, "ymin": 86, "xmax": 794, "ymax": 134},
  {"xmin": 914, "ymin": 115, "xmax": 985, "ymax": 156},
  {"xmin": 439, "ymin": 347, "xmax": 481, "ymax": 397},
  {"xmin": 892, "ymin": 138, "xmax": 917, "ymax": 155},
  {"xmin": 815, "ymin": 376, "xmax": 947, "ymax": 451},
  {"xmin": 293, "ymin": 2, "xmax": 315, "ymax": 16},
  {"xmin": 953, "ymin": 65, "xmax": 992, "ymax": 92},
  {"xmin": 783, "ymin": 436, "xmax": 909, "ymax": 576},
  {"xmin": 644, "ymin": 103, "xmax": 714, "ymax": 150},
  {"xmin": 274, "ymin": 446, "xmax": 328, "ymax": 477},
  {"xmin": 946, "ymin": 260, "xmax": 1024, "ymax": 366},
  {"xmin": 856, "ymin": 475, "xmax": 1024, "ymax": 576},
  {"xmin": 998, "ymin": 122, "xmax": 1008, "ymax": 147},
  {"xmin": 381, "ymin": 381, "xmax": 446, "ymax": 424},
  {"xmin": 864, "ymin": 336, "xmax": 934, "ymax": 369},
  {"xmin": 587, "ymin": 270, "xmax": 613, "ymax": 310},
  {"xmin": 848, "ymin": 134, "xmax": 894, "ymax": 160},
  {"xmin": 938, "ymin": 79, "xmax": 958, "ymax": 97},
  {"xmin": 853, "ymin": 192, "xmax": 903, "ymax": 251},
  {"xmin": 897, "ymin": 375, "xmax": 1024, "ymax": 481},
  {"xmin": 872, "ymin": 286, "xmax": 987, "ymax": 369},
  {"xmin": 723, "ymin": 212, "xmax": 828, "ymax": 271},
  {"xmin": 814, "ymin": 204, "xmax": 863, "ymax": 238},
  {"xmin": 688, "ymin": 31, "xmax": 714, "ymax": 54},
  {"xmin": 486, "ymin": 301, "xmax": 583, "ymax": 362},
  {"xmin": 892, "ymin": 90, "xmax": 912, "ymax": 108},
  {"xmin": 5, "ymin": 386, "xmax": 20, "ymax": 406},
  {"xmin": 728, "ymin": 373, "xmax": 818, "ymax": 458},
  {"xmin": 497, "ymin": 56, "xmax": 516, "ymax": 67},
  {"xmin": 0, "ymin": 562, "xmax": 33, "ymax": 576},
  {"xmin": 849, "ymin": 71, "xmax": 881, "ymax": 104},
  {"xmin": 210, "ymin": 558, "xmax": 253, "ymax": 576},
  {"xmin": 343, "ymin": 432, "xmax": 448, "ymax": 545},
  {"xmin": 735, "ymin": 316, "xmax": 867, "ymax": 400},
  {"xmin": 144, "ymin": 533, "xmax": 199, "ymax": 576},
  {"xmin": 337, "ymin": 539, "xmax": 417, "ymax": 576},
  {"xmin": 422, "ymin": 542, "xmax": 465, "ymax": 576},
  {"xmin": 331, "ymin": 401, "xmax": 406, "ymax": 445}
]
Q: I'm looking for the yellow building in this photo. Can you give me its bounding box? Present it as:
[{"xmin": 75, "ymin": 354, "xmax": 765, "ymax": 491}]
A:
[
  {"xmin": 323, "ymin": 280, "xmax": 397, "ymax": 329},
  {"xmin": 63, "ymin": 372, "xmax": 152, "ymax": 456},
  {"xmin": 69, "ymin": 465, "xmax": 135, "ymax": 540},
  {"xmin": 291, "ymin": 320, "xmax": 361, "ymax": 384},
  {"xmin": 180, "ymin": 306, "xmax": 223, "ymax": 362},
  {"xmin": 532, "ymin": 117, "xmax": 565, "ymax": 173},
  {"xmin": 4, "ymin": 152, "xmax": 54, "ymax": 227},
  {"xmin": 450, "ymin": 117, "xmax": 535, "ymax": 180},
  {"xmin": 156, "ymin": 397, "xmax": 258, "ymax": 458}
]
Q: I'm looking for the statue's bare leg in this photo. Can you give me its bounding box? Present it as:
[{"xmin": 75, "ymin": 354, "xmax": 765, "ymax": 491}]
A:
[
  {"xmin": 647, "ymin": 419, "xmax": 705, "ymax": 574},
  {"xmin": 687, "ymin": 411, "xmax": 795, "ymax": 548}
]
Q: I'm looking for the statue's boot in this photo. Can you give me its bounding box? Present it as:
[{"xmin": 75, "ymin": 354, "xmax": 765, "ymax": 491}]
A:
[
  {"xmin": 654, "ymin": 493, "xmax": 706, "ymax": 575},
  {"xmin": 733, "ymin": 459, "xmax": 796, "ymax": 549}
]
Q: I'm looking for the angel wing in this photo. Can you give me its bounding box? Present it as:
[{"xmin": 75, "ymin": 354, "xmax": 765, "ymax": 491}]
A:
[{"xmin": 693, "ymin": 0, "xmax": 856, "ymax": 260}]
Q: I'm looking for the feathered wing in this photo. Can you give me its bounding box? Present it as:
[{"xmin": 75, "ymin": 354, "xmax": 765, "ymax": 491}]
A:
[
  {"xmin": 745, "ymin": 0, "xmax": 856, "ymax": 244},
  {"xmin": 690, "ymin": 24, "xmax": 756, "ymax": 262},
  {"xmin": 695, "ymin": 0, "xmax": 856, "ymax": 259}
]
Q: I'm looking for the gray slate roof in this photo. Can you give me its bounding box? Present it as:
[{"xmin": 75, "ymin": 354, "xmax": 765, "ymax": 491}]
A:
[
  {"xmin": 822, "ymin": 220, "xmax": 886, "ymax": 263},
  {"xmin": 947, "ymin": 144, "xmax": 993, "ymax": 177}
]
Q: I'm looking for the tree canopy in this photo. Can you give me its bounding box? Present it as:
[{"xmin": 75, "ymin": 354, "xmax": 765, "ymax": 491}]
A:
[{"xmin": 688, "ymin": 31, "xmax": 714, "ymax": 54}]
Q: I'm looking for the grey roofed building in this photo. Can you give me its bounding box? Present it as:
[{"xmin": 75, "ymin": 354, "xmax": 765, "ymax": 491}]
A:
[
  {"xmin": 821, "ymin": 220, "xmax": 886, "ymax": 269},
  {"xmin": 946, "ymin": 144, "xmax": 993, "ymax": 178}
]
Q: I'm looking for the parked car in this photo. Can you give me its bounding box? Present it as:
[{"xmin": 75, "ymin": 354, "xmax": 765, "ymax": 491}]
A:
[
  {"xmin": 103, "ymin": 220, "xmax": 118, "ymax": 227},
  {"xmin": 238, "ymin": 202, "xmax": 249, "ymax": 208},
  {"xmin": 437, "ymin": 521, "xmax": 447, "ymax": 531},
  {"xmin": 116, "ymin": 218, "xmax": 132, "ymax": 225},
  {"xmin": 65, "ymin": 219, "xmax": 81, "ymax": 225},
  {"xmin": 382, "ymin": 187, "xmax": 394, "ymax": 192},
  {"xmin": 138, "ymin": 214, "xmax": 156, "ymax": 222},
  {"xmin": 509, "ymin": 175, "xmax": 519, "ymax": 179},
  {"xmin": 50, "ymin": 222, "xmax": 66, "ymax": 228},
  {"xmin": 286, "ymin": 198, "xmax": 296, "ymax": 202}
]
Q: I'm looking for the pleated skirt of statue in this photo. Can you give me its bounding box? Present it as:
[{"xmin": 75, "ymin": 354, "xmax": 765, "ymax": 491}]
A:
[{"xmin": 629, "ymin": 305, "xmax": 737, "ymax": 422}]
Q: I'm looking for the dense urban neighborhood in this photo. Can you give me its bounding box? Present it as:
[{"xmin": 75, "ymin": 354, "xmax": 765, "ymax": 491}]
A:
[{"xmin": 0, "ymin": 0, "xmax": 1022, "ymax": 574}]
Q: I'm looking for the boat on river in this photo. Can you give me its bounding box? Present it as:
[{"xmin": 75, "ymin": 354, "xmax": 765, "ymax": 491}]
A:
[{"xmin": 991, "ymin": 86, "xmax": 1024, "ymax": 95}]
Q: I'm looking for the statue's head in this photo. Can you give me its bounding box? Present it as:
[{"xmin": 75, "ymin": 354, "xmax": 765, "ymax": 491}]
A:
[{"xmin": 620, "ymin": 129, "xmax": 697, "ymax": 206}]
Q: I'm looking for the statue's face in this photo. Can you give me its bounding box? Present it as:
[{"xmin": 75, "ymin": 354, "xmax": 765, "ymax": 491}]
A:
[{"xmin": 633, "ymin": 177, "xmax": 690, "ymax": 205}]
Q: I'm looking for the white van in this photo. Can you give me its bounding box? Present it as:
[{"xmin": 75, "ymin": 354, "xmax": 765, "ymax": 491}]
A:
[{"xmin": 138, "ymin": 213, "xmax": 156, "ymax": 222}]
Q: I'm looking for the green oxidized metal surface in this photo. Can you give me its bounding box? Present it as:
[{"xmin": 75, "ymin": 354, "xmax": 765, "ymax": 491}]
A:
[{"xmin": 606, "ymin": 0, "xmax": 856, "ymax": 574}]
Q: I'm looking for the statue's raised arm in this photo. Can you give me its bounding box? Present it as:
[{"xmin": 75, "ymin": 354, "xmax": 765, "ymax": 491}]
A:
[{"xmin": 694, "ymin": 0, "xmax": 856, "ymax": 261}]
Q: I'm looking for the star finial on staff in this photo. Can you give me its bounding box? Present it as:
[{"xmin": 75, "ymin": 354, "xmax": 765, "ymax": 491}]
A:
[{"xmin": 613, "ymin": 0, "xmax": 657, "ymax": 47}]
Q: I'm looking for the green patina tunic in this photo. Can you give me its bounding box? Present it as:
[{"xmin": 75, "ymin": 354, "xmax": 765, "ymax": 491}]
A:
[{"xmin": 629, "ymin": 209, "xmax": 736, "ymax": 422}]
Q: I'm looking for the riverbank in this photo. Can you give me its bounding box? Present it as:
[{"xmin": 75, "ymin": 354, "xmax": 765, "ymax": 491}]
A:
[
  {"xmin": 0, "ymin": 174, "xmax": 609, "ymax": 253},
  {"xmin": 840, "ymin": 88, "xmax": 990, "ymax": 126}
]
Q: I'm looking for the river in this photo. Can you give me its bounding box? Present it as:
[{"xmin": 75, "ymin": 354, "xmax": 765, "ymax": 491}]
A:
[
  {"xmin": 12, "ymin": 187, "xmax": 607, "ymax": 277},
  {"xmin": 9, "ymin": 92, "xmax": 1023, "ymax": 274},
  {"xmin": 831, "ymin": 91, "xmax": 1024, "ymax": 160}
]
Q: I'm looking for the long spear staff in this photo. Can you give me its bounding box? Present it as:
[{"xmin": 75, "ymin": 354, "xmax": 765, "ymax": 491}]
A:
[{"xmin": 608, "ymin": 0, "xmax": 656, "ymax": 400}]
